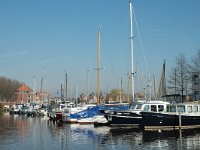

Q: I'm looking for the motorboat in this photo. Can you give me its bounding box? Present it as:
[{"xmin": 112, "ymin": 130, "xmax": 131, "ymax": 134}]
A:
[{"xmin": 141, "ymin": 102, "xmax": 200, "ymax": 130}]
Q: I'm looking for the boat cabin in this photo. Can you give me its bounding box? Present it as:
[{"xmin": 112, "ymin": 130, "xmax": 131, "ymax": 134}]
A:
[
  {"xmin": 142, "ymin": 101, "xmax": 170, "ymax": 113},
  {"xmin": 166, "ymin": 103, "xmax": 200, "ymax": 115},
  {"xmin": 129, "ymin": 101, "xmax": 170, "ymax": 114}
]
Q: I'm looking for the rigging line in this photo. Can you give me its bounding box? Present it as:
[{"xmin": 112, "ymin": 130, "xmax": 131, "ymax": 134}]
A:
[
  {"xmin": 132, "ymin": 6, "xmax": 150, "ymax": 75},
  {"xmin": 101, "ymin": 29, "xmax": 118, "ymax": 80}
]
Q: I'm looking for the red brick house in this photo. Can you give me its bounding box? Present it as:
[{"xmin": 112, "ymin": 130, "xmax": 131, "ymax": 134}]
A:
[{"xmin": 15, "ymin": 84, "xmax": 33, "ymax": 104}]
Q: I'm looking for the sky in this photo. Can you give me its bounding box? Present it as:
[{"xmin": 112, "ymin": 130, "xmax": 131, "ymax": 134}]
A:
[{"xmin": 0, "ymin": 0, "xmax": 200, "ymax": 98}]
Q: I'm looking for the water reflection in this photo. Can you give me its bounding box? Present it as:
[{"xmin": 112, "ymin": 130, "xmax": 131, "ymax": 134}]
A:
[
  {"xmin": 0, "ymin": 112, "xmax": 51, "ymax": 150},
  {"xmin": 100, "ymin": 127, "xmax": 143, "ymax": 149},
  {"xmin": 47, "ymin": 122, "xmax": 111, "ymax": 150},
  {"xmin": 143, "ymin": 129, "xmax": 200, "ymax": 149},
  {"xmin": 100, "ymin": 127, "xmax": 200, "ymax": 150},
  {"xmin": 0, "ymin": 112, "xmax": 30, "ymax": 146},
  {"xmin": 47, "ymin": 123, "xmax": 200, "ymax": 150},
  {"xmin": 1, "ymin": 112, "xmax": 200, "ymax": 150}
]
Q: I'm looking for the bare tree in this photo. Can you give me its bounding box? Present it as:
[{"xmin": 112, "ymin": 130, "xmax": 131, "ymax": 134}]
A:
[
  {"xmin": 168, "ymin": 52, "xmax": 190, "ymax": 103},
  {"xmin": 0, "ymin": 76, "xmax": 22, "ymax": 101}
]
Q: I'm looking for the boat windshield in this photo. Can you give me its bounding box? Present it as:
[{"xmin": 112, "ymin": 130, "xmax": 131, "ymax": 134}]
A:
[
  {"xmin": 143, "ymin": 105, "xmax": 149, "ymax": 112},
  {"xmin": 129, "ymin": 104, "xmax": 137, "ymax": 109},
  {"xmin": 129, "ymin": 103, "xmax": 143, "ymax": 110},
  {"xmin": 136, "ymin": 104, "xmax": 143, "ymax": 109}
]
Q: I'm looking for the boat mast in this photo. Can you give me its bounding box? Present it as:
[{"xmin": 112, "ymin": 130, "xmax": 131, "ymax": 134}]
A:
[
  {"xmin": 33, "ymin": 75, "xmax": 36, "ymax": 103},
  {"xmin": 129, "ymin": 0, "xmax": 135, "ymax": 101},
  {"xmin": 97, "ymin": 28, "xmax": 101, "ymax": 105},
  {"xmin": 43, "ymin": 66, "xmax": 46, "ymax": 103},
  {"xmin": 65, "ymin": 72, "xmax": 67, "ymax": 101},
  {"xmin": 61, "ymin": 83, "xmax": 63, "ymax": 101}
]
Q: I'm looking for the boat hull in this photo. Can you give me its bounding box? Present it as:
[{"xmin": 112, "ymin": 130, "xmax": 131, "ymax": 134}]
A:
[
  {"xmin": 104, "ymin": 111, "xmax": 142, "ymax": 127},
  {"xmin": 54, "ymin": 111, "xmax": 63, "ymax": 122},
  {"xmin": 141, "ymin": 112, "xmax": 200, "ymax": 130},
  {"xmin": 77, "ymin": 117, "xmax": 95, "ymax": 125},
  {"xmin": 65, "ymin": 118, "xmax": 78, "ymax": 123}
]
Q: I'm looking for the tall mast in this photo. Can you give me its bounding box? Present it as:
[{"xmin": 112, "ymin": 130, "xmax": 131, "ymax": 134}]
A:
[
  {"xmin": 65, "ymin": 72, "xmax": 67, "ymax": 101},
  {"xmin": 129, "ymin": 0, "xmax": 135, "ymax": 101},
  {"xmin": 97, "ymin": 28, "xmax": 101, "ymax": 105},
  {"xmin": 43, "ymin": 66, "xmax": 46, "ymax": 103},
  {"xmin": 40, "ymin": 77, "xmax": 43, "ymax": 103},
  {"xmin": 120, "ymin": 76, "xmax": 122, "ymax": 103},
  {"xmin": 33, "ymin": 75, "xmax": 36, "ymax": 103},
  {"xmin": 61, "ymin": 83, "xmax": 63, "ymax": 101}
]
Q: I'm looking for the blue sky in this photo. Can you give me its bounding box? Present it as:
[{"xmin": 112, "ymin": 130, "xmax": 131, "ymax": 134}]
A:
[{"xmin": 0, "ymin": 0, "xmax": 200, "ymax": 97}]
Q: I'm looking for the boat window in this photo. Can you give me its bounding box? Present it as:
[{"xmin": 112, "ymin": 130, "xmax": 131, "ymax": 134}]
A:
[
  {"xmin": 129, "ymin": 104, "xmax": 137, "ymax": 109},
  {"xmin": 193, "ymin": 106, "xmax": 198, "ymax": 112},
  {"xmin": 170, "ymin": 105, "xmax": 176, "ymax": 112},
  {"xmin": 177, "ymin": 105, "xmax": 185, "ymax": 113},
  {"xmin": 187, "ymin": 106, "xmax": 192, "ymax": 113},
  {"xmin": 136, "ymin": 104, "xmax": 143, "ymax": 109},
  {"xmin": 143, "ymin": 105, "xmax": 149, "ymax": 112},
  {"xmin": 158, "ymin": 105, "xmax": 164, "ymax": 112},
  {"xmin": 167, "ymin": 105, "xmax": 170, "ymax": 112},
  {"xmin": 151, "ymin": 105, "xmax": 157, "ymax": 112}
]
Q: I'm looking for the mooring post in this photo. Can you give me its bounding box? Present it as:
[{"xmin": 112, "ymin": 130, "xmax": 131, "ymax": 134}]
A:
[{"xmin": 179, "ymin": 111, "xmax": 182, "ymax": 129}]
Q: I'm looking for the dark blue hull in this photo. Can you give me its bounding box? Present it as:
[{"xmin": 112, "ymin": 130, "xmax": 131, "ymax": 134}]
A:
[
  {"xmin": 141, "ymin": 112, "xmax": 200, "ymax": 129},
  {"xmin": 104, "ymin": 111, "xmax": 142, "ymax": 127}
]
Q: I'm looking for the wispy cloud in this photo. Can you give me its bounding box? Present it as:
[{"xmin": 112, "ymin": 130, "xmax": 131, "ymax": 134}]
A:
[
  {"xmin": 142, "ymin": 28, "xmax": 200, "ymax": 32},
  {"xmin": 141, "ymin": 29, "xmax": 170, "ymax": 32},
  {"xmin": 0, "ymin": 51, "xmax": 29, "ymax": 58},
  {"xmin": 37, "ymin": 58, "xmax": 67, "ymax": 65}
]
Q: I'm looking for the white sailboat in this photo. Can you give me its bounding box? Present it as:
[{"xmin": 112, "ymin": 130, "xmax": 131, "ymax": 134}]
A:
[{"xmin": 104, "ymin": 1, "xmax": 170, "ymax": 127}]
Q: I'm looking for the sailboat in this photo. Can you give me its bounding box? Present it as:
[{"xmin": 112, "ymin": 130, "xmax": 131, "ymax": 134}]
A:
[
  {"xmin": 72, "ymin": 28, "xmax": 129, "ymax": 125},
  {"xmin": 104, "ymin": 0, "xmax": 169, "ymax": 127}
]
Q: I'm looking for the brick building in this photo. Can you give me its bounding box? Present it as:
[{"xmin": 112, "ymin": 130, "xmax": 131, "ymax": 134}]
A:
[
  {"xmin": 15, "ymin": 83, "xmax": 50, "ymax": 104},
  {"xmin": 15, "ymin": 84, "xmax": 33, "ymax": 104}
]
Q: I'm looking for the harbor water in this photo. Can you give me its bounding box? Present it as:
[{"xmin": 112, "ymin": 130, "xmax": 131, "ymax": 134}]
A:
[{"xmin": 0, "ymin": 112, "xmax": 200, "ymax": 150}]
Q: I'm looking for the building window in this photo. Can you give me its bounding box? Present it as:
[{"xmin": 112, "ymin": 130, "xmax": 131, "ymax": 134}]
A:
[
  {"xmin": 194, "ymin": 91, "xmax": 200, "ymax": 100},
  {"xmin": 193, "ymin": 75, "xmax": 199, "ymax": 84}
]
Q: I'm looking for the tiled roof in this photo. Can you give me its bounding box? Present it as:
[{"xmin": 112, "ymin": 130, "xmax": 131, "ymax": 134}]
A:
[{"xmin": 17, "ymin": 84, "xmax": 32, "ymax": 91}]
